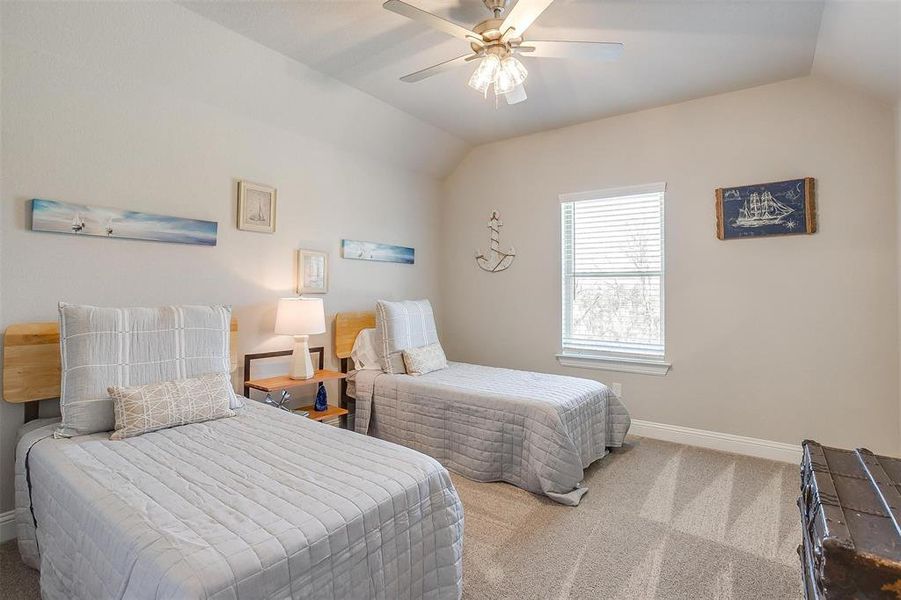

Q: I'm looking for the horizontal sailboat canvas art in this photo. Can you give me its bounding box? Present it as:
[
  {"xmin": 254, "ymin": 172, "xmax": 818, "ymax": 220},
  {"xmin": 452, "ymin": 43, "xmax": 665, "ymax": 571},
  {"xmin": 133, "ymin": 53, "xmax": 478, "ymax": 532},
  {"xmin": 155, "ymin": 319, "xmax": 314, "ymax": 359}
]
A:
[
  {"xmin": 715, "ymin": 178, "xmax": 816, "ymax": 240},
  {"xmin": 341, "ymin": 239, "xmax": 414, "ymax": 264},
  {"xmin": 31, "ymin": 199, "xmax": 218, "ymax": 246}
]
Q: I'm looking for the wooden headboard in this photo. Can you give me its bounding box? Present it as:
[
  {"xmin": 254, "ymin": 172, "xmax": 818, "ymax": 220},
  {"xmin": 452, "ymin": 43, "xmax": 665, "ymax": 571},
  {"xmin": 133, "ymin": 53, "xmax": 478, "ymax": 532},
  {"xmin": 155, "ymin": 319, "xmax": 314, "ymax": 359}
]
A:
[
  {"xmin": 3, "ymin": 318, "xmax": 239, "ymax": 405},
  {"xmin": 335, "ymin": 311, "xmax": 375, "ymax": 359}
]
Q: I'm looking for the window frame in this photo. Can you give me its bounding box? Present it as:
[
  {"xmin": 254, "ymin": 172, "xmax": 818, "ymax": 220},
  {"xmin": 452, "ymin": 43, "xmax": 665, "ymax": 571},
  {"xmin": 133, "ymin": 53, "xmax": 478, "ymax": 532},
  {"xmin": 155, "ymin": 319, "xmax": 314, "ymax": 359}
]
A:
[{"xmin": 557, "ymin": 182, "xmax": 671, "ymax": 376}]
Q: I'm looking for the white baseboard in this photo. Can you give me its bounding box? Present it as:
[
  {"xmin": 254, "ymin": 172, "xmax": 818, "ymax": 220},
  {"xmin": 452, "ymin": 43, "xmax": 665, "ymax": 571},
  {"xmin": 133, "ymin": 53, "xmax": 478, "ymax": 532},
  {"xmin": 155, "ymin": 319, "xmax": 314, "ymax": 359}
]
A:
[
  {"xmin": 629, "ymin": 419, "xmax": 801, "ymax": 464},
  {"xmin": 0, "ymin": 510, "xmax": 15, "ymax": 543}
]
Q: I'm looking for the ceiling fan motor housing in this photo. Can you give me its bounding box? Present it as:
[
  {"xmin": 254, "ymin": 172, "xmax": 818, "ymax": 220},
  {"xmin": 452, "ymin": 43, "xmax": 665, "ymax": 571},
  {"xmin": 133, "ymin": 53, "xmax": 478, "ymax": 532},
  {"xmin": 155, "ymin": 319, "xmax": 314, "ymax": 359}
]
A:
[{"xmin": 471, "ymin": 18, "xmax": 516, "ymax": 55}]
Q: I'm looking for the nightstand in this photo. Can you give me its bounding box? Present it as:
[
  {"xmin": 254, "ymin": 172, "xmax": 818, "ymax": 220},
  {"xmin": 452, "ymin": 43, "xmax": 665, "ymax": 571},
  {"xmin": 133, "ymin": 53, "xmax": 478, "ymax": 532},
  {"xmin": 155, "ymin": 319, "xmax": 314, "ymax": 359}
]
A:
[{"xmin": 243, "ymin": 347, "xmax": 351, "ymax": 428}]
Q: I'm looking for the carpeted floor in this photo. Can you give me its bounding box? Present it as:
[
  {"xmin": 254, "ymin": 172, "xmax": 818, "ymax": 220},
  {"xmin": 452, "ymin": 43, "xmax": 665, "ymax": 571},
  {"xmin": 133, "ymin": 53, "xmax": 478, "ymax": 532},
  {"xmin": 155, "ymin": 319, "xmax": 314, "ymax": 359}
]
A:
[
  {"xmin": 454, "ymin": 437, "xmax": 802, "ymax": 599},
  {"xmin": 0, "ymin": 436, "xmax": 801, "ymax": 599},
  {"xmin": 0, "ymin": 537, "xmax": 40, "ymax": 600}
]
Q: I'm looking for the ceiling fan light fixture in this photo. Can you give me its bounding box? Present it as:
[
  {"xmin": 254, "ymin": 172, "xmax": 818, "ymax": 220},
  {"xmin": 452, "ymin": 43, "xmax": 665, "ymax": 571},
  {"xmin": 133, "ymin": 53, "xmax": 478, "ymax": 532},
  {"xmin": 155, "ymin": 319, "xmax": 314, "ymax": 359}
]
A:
[
  {"xmin": 468, "ymin": 54, "xmax": 501, "ymax": 94},
  {"xmin": 504, "ymin": 83, "xmax": 528, "ymax": 105},
  {"xmin": 493, "ymin": 66, "xmax": 516, "ymax": 95},
  {"xmin": 501, "ymin": 56, "xmax": 528, "ymax": 87}
]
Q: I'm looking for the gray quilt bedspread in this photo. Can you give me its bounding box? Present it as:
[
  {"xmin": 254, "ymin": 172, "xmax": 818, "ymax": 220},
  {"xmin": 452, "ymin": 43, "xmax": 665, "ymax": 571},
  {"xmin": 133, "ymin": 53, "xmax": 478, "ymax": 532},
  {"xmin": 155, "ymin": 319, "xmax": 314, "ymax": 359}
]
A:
[
  {"xmin": 14, "ymin": 402, "xmax": 463, "ymax": 600},
  {"xmin": 350, "ymin": 362, "xmax": 631, "ymax": 506}
]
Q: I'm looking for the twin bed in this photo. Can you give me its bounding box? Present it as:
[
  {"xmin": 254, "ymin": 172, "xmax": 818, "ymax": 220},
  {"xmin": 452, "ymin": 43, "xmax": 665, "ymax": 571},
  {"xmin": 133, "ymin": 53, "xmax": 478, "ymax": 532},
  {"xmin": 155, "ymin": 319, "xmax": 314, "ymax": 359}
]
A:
[
  {"xmin": 348, "ymin": 363, "xmax": 630, "ymax": 506},
  {"xmin": 335, "ymin": 308, "xmax": 631, "ymax": 507},
  {"xmin": 8, "ymin": 302, "xmax": 630, "ymax": 599},
  {"xmin": 15, "ymin": 404, "xmax": 463, "ymax": 600}
]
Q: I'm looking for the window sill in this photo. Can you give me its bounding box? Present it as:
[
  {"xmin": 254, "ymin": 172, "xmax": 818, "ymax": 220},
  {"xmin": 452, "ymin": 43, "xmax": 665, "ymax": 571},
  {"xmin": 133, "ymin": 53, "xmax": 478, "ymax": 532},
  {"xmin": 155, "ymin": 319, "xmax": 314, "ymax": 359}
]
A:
[{"xmin": 555, "ymin": 353, "xmax": 671, "ymax": 376}]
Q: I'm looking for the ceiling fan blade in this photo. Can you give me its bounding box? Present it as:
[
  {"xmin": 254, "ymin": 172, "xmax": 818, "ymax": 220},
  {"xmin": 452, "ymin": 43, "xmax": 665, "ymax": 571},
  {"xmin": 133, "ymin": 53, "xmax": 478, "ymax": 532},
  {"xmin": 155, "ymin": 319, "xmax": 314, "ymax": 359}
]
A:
[
  {"xmin": 500, "ymin": 0, "xmax": 555, "ymax": 43},
  {"xmin": 384, "ymin": 0, "xmax": 484, "ymax": 46},
  {"xmin": 517, "ymin": 40, "xmax": 624, "ymax": 61},
  {"xmin": 400, "ymin": 54, "xmax": 473, "ymax": 83}
]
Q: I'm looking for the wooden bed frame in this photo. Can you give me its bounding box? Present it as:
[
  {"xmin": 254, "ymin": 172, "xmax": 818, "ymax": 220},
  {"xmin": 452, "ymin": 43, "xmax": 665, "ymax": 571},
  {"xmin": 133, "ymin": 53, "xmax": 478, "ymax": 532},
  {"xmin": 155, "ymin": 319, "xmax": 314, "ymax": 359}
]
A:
[
  {"xmin": 4, "ymin": 311, "xmax": 374, "ymax": 423},
  {"xmin": 3, "ymin": 318, "xmax": 239, "ymax": 422},
  {"xmin": 334, "ymin": 311, "xmax": 375, "ymax": 373}
]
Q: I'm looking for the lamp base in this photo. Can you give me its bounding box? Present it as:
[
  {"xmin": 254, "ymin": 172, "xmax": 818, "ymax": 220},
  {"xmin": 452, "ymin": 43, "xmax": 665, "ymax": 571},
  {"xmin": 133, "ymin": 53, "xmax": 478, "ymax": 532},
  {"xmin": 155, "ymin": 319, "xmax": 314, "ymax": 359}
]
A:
[{"xmin": 289, "ymin": 335, "xmax": 315, "ymax": 380}]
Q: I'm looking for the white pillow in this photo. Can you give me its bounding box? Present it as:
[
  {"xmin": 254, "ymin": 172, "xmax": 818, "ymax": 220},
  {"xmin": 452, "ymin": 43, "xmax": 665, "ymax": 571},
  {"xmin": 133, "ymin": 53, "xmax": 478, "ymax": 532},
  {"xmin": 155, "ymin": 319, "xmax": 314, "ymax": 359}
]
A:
[
  {"xmin": 375, "ymin": 299, "xmax": 439, "ymax": 374},
  {"xmin": 57, "ymin": 303, "xmax": 239, "ymax": 437},
  {"xmin": 402, "ymin": 342, "xmax": 447, "ymax": 376},
  {"xmin": 350, "ymin": 328, "xmax": 381, "ymax": 370}
]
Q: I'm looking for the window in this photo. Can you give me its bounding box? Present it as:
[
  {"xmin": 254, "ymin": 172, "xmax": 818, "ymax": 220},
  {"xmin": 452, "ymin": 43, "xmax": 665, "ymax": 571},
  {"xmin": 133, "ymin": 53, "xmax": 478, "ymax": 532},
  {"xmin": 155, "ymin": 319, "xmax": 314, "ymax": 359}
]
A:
[{"xmin": 558, "ymin": 183, "xmax": 669, "ymax": 375}]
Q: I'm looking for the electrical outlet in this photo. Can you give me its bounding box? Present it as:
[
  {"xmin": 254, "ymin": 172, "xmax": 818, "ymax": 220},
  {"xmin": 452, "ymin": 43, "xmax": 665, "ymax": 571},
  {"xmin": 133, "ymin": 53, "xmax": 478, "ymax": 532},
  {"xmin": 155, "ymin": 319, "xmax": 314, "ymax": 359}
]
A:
[{"xmin": 611, "ymin": 382, "xmax": 622, "ymax": 397}]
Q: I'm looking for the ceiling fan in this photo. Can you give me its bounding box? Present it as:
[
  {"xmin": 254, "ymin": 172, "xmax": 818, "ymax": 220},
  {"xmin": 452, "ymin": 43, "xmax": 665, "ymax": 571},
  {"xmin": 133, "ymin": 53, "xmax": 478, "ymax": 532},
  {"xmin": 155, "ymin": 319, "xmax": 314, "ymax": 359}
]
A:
[{"xmin": 384, "ymin": 0, "xmax": 623, "ymax": 105}]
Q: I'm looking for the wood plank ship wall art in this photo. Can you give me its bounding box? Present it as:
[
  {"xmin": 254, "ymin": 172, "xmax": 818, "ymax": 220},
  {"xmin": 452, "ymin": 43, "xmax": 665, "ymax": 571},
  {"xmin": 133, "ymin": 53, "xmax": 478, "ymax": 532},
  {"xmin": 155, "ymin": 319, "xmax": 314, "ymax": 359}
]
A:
[
  {"xmin": 31, "ymin": 199, "xmax": 218, "ymax": 246},
  {"xmin": 715, "ymin": 178, "xmax": 816, "ymax": 240}
]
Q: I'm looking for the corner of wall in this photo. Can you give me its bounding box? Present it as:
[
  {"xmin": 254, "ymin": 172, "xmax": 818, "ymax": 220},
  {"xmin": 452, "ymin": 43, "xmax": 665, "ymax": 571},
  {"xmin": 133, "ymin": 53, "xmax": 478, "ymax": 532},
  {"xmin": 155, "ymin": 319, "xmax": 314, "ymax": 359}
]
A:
[{"xmin": 894, "ymin": 100, "xmax": 901, "ymax": 455}]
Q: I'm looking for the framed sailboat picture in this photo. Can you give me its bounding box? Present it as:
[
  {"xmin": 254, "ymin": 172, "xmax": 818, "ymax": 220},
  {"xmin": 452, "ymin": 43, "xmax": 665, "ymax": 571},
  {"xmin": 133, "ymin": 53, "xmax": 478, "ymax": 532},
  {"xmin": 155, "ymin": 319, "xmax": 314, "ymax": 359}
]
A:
[
  {"xmin": 237, "ymin": 180, "xmax": 276, "ymax": 233},
  {"xmin": 297, "ymin": 249, "xmax": 328, "ymax": 294},
  {"xmin": 715, "ymin": 178, "xmax": 816, "ymax": 240},
  {"xmin": 30, "ymin": 199, "xmax": 218, "ymax": 246}
]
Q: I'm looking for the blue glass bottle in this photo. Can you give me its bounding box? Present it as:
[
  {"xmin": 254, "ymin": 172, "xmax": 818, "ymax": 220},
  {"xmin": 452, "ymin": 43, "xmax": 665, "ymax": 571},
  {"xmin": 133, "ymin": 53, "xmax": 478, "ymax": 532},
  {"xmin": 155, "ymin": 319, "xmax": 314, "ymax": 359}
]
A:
[{"xmin": 315, "ymin": 383, "xmax": 328, "ymax": 412}]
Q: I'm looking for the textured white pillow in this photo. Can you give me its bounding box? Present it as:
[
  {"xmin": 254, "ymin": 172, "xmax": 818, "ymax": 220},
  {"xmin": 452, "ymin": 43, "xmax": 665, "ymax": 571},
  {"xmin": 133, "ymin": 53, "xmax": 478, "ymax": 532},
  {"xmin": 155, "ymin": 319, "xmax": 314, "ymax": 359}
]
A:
[
  {"xmin": 402, "ymin": 343, "xmax": 448, "ymax": 376},
  {"xmin": 57, "ymin": 303, "xmax": 239, "ymax": 437},
  {"xmin": 375, "ymin": 299, "xmax": 439, "ymax": 374},
  {"xmin": 350, "ymin": 328, "xmax": 381, "ymax": 370},
  {"xmin": 108, "ymin": 372, "xmax": 236, "ymax": 440}
]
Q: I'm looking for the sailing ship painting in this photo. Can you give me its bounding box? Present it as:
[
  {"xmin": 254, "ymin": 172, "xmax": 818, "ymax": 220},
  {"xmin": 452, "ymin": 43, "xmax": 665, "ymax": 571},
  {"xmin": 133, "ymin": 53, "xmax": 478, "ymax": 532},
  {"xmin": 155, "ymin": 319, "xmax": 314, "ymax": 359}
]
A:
[
  {"xmin": 237, "ymin": 180, "xmax": 276, "ymax": 233},
  {"xmin": 341, "ymin": 239, "xmax": 415, "ymax": 264},
  {"xmin": 733, "ymin": 190, "xmax": 793, "ymax": 227},
  {"xmin": 31, "ymin": 199, "xmax": 218, "ymax": 246},
  {"xmin": 715, "ymin": 178, "xmax": 816, "ymax": 240}
]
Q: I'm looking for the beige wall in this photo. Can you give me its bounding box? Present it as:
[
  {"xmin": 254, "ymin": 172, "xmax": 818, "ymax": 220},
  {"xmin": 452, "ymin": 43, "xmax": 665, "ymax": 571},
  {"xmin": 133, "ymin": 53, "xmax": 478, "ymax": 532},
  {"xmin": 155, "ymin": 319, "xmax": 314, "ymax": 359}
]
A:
[
  {"xmin": 441, "ymin": 76, "xmax": 900, "ymax": 455},
  {"xmin": 0, "ymin": 2, "xmax": 464, "ymax": 513}
]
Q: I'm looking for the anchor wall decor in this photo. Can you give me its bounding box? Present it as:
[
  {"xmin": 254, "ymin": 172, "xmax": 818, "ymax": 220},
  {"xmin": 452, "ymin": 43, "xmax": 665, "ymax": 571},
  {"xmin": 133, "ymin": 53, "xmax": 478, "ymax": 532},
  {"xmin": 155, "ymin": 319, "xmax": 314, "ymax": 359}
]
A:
[{"xmin": 475, "ymin": 211, "xmax": 516, "ymax": 272}]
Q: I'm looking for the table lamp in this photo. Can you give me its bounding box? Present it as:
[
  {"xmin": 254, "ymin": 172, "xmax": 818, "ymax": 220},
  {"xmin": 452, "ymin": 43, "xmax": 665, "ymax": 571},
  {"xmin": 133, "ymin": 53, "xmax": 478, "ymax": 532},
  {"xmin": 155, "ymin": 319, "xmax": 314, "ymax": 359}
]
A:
[{"xmin": 275, "ymin": 297, "xmax": 326, "ymax": 379}]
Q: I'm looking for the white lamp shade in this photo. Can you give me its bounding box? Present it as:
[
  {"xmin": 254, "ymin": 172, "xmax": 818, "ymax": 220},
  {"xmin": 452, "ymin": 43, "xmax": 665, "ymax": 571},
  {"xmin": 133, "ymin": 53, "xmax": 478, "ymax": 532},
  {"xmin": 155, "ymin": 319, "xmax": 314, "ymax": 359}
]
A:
[{"xmin": 274, "ymin": 297, "xmax": 326, "ymax": 336}]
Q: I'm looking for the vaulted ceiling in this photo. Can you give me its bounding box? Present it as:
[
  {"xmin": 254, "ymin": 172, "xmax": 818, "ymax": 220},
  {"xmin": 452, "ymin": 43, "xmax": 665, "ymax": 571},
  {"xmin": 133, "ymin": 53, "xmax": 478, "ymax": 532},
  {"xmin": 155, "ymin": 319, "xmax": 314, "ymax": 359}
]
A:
[
  {"xmin": 181, "ymin": 1, "xmax": 897, "ymax": 145},
  {"xmin": 812, "ymin": 0, "xmax": 899, "ymax": 104}
]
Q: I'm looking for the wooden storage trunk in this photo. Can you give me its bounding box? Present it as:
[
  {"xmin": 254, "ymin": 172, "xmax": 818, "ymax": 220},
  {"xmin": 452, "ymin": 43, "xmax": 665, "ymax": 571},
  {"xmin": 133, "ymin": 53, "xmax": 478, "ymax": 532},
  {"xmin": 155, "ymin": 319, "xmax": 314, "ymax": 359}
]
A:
[{"xmin": 799, "ymin": 440, "xmax": 901, "ymax": 599}]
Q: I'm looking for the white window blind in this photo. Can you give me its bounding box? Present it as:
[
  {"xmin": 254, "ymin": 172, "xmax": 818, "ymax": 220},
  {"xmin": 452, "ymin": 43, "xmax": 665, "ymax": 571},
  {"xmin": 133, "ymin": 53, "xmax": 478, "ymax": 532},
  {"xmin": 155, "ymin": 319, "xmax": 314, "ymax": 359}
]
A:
[{"xmin": 561, "ymin": 183, "xmax": 665, "ymax": 361}]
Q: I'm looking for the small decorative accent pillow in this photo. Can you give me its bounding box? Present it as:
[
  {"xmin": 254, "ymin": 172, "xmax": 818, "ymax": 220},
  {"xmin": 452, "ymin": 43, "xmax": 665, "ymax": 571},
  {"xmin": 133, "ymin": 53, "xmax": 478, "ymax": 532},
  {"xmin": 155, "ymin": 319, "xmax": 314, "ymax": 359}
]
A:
[
  {"xmin": 402, "ymin": 343, "xmax": 448, "ymax": 376},
  {"xmin": 351, "ymin": 328, "xmax": 382, "ymax": 370},
  {"xmin": 108, "ymin": 372, "xmax": 236, "ymax": 440},
  {"xmin": 375, "ymin": 299, "xmax": 439, "ymax": 374}
]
